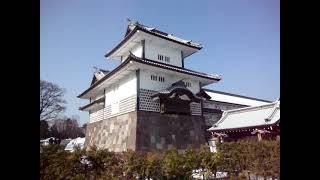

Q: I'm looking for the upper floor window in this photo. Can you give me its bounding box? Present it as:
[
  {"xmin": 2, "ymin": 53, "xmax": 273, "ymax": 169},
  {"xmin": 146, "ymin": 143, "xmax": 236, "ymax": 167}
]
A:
[
  {"xmin": 151, "ymin": 75, "xmax": 158, "ymax": 81},
  {"xmin": 159, "ymin": 76, "xmax": 165, "ymax": 82},
  {"xmin": 158, "ymin": 54, "xmax": 164, "ymax": 61},
  {"xmin": 165, "ymin": 56, "xmax": 170, "ymax": 63},
  {"xmin": 151, "ymin": 75, "xmax": 165, "ymax": 82},
  {"xmin": 184, "ymin": 82, "xmax": 192, "ymax": 87}
]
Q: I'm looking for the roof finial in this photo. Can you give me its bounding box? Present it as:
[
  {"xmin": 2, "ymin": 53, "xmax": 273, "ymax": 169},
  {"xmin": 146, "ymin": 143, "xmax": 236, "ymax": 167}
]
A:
[
  {"xmin": 93, "ymin": 66, "xmax": 99, "ymax": 73},
  {"xmin": 127, "ymin": 18, "xmax": 138, "ymax": 26}
]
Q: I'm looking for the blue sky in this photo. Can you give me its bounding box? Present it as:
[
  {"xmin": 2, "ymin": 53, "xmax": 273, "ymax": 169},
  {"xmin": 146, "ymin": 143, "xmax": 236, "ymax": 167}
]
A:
[{"xmin": 41, "ymin": 0, "xmax": 279, "ymax": 125}]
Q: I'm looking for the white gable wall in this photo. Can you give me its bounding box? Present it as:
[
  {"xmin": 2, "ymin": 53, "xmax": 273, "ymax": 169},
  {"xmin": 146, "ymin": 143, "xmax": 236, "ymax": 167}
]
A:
[
  {"xmin": 145, "ymin": 40, "xmax": 182, "ymax": 67},
  {"xmin": 131, "ymin": 44, "xmax": 143, "ymax": 58},
  {"xmin": 105, "ymin": 72, "xmax": 137, "ymax": 106},
  {"xmin": 89, "ymin": 72, "xmax": 137, "ymax": 123},
  {"xmin": 140, "ymin": 69, "xmax": 199, "ymax": 94}
]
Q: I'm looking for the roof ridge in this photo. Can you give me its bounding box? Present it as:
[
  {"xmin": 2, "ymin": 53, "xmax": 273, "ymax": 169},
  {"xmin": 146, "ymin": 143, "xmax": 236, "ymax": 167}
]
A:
[
  {"xmin": 203, "ymin": 88, "xmax": 272, "ymax": 103},
  {"xmin": 130, "ymin": 54, "xmax": 221, "ymax": 80},
  {"xmin": 225, "ymin": 101, "xmax": 278, "ymax": 114},
  {"xmin": 78, "ymin": 55, "xmax": 221, "ymax": 98},
  {"xmin": 211, "ymin": 101, "xmax": 279, "ymax": 130}
]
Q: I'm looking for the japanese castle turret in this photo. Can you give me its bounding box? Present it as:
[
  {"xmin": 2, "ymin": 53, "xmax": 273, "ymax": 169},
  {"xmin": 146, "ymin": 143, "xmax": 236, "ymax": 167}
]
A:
[{"xmin": 78, "ymin": 20, "xmax": 271, "ymax": 152}]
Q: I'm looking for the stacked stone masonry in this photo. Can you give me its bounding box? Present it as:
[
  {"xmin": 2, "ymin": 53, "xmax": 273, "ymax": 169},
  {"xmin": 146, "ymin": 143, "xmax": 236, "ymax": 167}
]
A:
[
  {"xmin": 136, "ymin": 111, "xmax": 207, "ymax": 152},
  {"xmin": 85, "ymin": 111, "xmax": 137, "ymax": 152},
  {"xmin": 85, "ymin": 110, "xmax": 207, "ymax": 152}
]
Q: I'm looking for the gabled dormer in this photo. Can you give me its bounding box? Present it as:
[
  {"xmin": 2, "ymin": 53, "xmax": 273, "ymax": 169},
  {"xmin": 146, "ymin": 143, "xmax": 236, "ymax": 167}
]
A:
[
  {"xmin": 90, "ymin": 68, "xmax": 110, "ymax": 86},
  {"xmin": 105, "ymin": 20, "xmax": 202, "ymax": 68}
]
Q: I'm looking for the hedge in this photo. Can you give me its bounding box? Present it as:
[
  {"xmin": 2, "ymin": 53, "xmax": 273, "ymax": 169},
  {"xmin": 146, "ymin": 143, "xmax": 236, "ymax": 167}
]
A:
[{"xmin": 40, "ymin": 139, "xmax": 280, "ymax": 180}]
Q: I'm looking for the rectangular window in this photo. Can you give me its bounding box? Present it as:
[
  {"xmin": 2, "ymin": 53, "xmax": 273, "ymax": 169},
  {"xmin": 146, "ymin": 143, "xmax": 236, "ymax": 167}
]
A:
[
  {"xmin": 158, "ymin": 76, "xmax": 165, "ymax": 82},
  {"xmin": 165, "ymin": 56, "xmax": 170, "ymax": 62},
  {"xmin": 151, "ymin": 75, "xmax": 158, "ymax": 81},
  {"xmin": 184, "ymin": 82, "xmax": 192, "ymax": 87},
  {"xmin": 158, "ymin": 54, "xmax": 164, "ymax": 61}
]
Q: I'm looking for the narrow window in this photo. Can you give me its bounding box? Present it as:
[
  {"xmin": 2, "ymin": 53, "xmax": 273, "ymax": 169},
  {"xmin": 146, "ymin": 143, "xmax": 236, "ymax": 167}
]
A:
[
  {"xmin": 158, "ymin": 54, "xmax": 164, "ymax": 61},
  {"xmin": 184, "ymin": 82, "xmax": 192, "ymax": 87},
  {"xmin": 151, "ymin": 75, "xmax": 159, "ymax": 81},
  {"xmin": 158, "ymin": 77, "xmax": 163, "ymax": 82}
]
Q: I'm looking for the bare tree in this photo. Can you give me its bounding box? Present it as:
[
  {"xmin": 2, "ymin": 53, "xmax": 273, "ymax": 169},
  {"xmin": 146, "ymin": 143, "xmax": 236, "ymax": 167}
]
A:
[
  {"xmin": 49, "ymin": 116, "xmax": 85, "ymax": 138},
  {"xmin": 40, "ymin": 79, "xmax": 66, "ymax": 121}
]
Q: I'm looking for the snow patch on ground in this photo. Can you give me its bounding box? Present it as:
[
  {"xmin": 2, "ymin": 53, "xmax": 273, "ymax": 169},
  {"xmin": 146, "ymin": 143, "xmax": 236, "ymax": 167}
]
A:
[{"xmin": 64, "ymin": 137, "xmax": 85, "ymax": 152}]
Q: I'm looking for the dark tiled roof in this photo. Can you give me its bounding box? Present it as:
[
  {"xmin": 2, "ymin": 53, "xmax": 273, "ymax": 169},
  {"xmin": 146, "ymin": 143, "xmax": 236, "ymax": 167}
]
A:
[
  {"xmin": 130, "ymin": 54, "xmax": 221, "ymax": 80},
  {"xmin": 196, "ymin": 89, "xmax": 211, "ymax": 100},
  {"xmin": 78, "ymin": 54, "xmax": 221, "ymax": 98},
  {"xmin": 151, "ymin": 80, "xmax": 201, "ymax": 103},
  {"xmin": 126, "ymin": 21, "xmax": 202, "ymax": 48},
  {"xmin": 79, "ymin": 97, "xmax": 105, "ymax": 111},
  {"xmin": 105, "ymin": 21, "xmax": 202, "ymax": 58}
]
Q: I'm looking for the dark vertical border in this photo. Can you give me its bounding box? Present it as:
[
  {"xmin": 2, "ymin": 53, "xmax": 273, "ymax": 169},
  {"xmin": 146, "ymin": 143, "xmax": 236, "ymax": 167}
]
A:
[
  {"xmin": 4, "ymin": 0, "xmax": 40, "ymax": 178},
  {"xmin": 181, "ymin": 51, "xmax": 184, "ymax": 68},
  {"xmin": 136, "ymin": 69, "xmax": 140, "ymax": 111}
]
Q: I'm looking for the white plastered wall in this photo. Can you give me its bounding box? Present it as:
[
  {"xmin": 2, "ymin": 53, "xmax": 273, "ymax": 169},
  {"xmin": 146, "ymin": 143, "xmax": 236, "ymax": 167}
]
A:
[
  {"xmin": 139, "ymin": 69, "xmax": 200, "ymax": 94},
  {"xmin": 145, "ymin": 40, "xmax": 182, "ymax": 67}
]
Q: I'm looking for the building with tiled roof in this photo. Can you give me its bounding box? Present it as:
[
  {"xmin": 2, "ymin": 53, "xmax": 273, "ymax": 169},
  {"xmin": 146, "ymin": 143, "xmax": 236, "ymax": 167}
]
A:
[{"xmin": 78, "ymin": 20, "xmax": 273, "ymax": 152}]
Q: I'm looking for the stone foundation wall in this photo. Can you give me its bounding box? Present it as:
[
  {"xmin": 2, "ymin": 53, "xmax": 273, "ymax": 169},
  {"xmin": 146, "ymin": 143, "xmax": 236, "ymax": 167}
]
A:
[
  {"xmin": 85, "ymin": 110, "xmax": 207, "ymax": 152},
  {"xmin": 85, "ymin": 111, "xmax": 137, "ymax": 152},
  {"xmin": 136, "ymin": 111, "xmax": 207, "ymax": 152}
]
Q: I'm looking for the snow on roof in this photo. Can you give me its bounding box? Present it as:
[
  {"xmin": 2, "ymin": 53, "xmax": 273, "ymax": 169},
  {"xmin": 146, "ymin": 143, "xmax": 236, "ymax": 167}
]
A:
[
  {"xmin": 127, "ymin": 20, "xmax": 202, "ymax": 49},
  {"xmin": 94, "ymin": 68, "xmax": 109, "ymax": 80},
  {"xmin": 208, "ymin": 101, "xmax": 280, "ymax": 131},
  {"xmin": 203, "ymin": 89, "xmax": 272, "ymax": 106},
  {"xmin": 130, "ymin": 54, "xmax": 221, "ymax": 80},
  {"xmin": 79, "ymin": 54, "xmax": 221, "ymax": 99}
]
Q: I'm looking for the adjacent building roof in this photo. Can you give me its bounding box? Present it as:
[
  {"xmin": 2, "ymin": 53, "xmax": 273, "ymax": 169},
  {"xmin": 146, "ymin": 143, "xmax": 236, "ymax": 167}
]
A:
[
  {"xmin": 208, "ymin": 100, "xmax": 280, "ymax": 132},
  {"xmin": 203, "ymin": 89, "xmax": 272, "ymax": 106}
]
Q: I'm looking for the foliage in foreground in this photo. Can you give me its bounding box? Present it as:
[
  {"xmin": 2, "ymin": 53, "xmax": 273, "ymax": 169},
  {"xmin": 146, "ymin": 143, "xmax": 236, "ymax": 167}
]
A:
[{"xmin": 40, "ymin": 140, "xmax": 280, "ymax": 180}]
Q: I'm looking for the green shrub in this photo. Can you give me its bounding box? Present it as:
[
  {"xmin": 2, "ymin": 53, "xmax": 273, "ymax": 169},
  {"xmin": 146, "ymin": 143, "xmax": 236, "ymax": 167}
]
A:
[
  {"xmin": 217, "ymin": 139, "xmax": 280, "ymax": 179},
  {"xmin": 40, "ymin": 140, "xmax": 280, "ymax": 180},
  {"xmin": 144, "ymin": 152, "xmax": 164, "ymax": 179}
]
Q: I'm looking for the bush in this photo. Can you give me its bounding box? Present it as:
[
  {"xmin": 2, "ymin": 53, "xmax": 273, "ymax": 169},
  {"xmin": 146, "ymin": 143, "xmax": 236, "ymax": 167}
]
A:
[
  {"xmin": 217, "ymin": 139, "xmax": 280, "ymax": 179},
  {"xmin": 40, "ymin": 140, "xmax": 280, "ymax": 180},
  {"xmin": 144, "ymin": 152, "xmax": 164, "ymax": 179}
]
